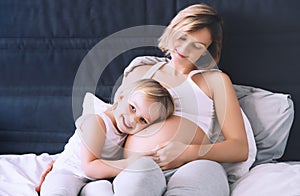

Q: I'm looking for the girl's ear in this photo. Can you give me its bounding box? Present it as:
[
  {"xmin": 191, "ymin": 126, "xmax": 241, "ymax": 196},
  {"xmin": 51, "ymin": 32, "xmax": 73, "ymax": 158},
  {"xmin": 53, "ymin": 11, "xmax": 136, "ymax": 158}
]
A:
[
  {"xmin": 113, "ymin": 88, "xmax": 125, "ymax": 103},
  {"xmin": 112, "ymin": 92, "xmax": 124, "ymax": 110}
]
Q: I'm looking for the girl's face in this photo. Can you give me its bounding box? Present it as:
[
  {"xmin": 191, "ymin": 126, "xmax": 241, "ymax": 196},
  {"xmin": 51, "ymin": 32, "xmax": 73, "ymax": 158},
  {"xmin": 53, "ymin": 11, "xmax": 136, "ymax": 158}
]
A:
[
  {"xmin": 113, "ymin": 91, "xmax": 161, "ymax": 135},
  {"xmin": 170, "ymin": 27, "xmax": 212, "ymax": 67}
]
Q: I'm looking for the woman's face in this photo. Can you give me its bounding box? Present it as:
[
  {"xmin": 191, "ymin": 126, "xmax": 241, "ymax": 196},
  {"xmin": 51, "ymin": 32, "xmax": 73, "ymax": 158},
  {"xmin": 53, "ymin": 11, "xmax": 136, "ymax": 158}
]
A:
[
  {"xmin": 113, "ymin": 91, "xmax": 161, "ymax": 135},
  {"xmin": 170, "ymin": 27, "xmax": 212, "ymax": 67}
]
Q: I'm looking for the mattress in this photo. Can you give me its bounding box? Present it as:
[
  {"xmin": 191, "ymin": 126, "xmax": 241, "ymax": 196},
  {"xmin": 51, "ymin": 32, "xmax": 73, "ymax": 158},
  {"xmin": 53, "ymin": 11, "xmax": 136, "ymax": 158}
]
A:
[{"xmin": 0, "ymin": 153, "xmax": 300, "ymax": 195}]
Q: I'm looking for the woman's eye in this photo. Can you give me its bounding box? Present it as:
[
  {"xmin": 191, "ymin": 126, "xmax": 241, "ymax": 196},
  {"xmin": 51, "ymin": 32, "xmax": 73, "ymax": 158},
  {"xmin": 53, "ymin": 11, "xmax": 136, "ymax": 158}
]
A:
[
  {"xmin": 178, "ymin": 35, "xmax": 187, "ymax": 41},
  {"xmin": 193, "ymin": 43, "xmax": 205, "ymax": 50}
]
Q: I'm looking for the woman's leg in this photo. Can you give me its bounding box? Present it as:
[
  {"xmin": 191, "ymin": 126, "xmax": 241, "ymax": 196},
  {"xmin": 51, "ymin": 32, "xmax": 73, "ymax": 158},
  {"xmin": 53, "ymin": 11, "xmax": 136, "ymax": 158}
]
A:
[
  {"xmin": 164, "ymin": 160, "xmax": 230, "ymax": 196},
  {"xmin": 113, "ymin": 157, "xmax": 167, "ymax": 196},
  {"xmin": 40, "ymin": 170, "xmax": 86, "ymax": 196}
]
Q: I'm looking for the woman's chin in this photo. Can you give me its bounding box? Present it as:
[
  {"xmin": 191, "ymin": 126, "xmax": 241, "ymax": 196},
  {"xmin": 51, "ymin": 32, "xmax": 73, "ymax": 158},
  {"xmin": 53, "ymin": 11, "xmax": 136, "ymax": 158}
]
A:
[{"xmin": 172, "ymin": 56, "xmax": 194, "ymax": 67}]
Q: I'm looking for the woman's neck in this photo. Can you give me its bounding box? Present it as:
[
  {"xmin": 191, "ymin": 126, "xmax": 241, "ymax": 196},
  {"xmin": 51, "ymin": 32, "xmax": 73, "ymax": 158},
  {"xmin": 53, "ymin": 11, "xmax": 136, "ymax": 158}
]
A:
[{"xmin": 167, "ymin": 60, "xmax": 197, "ymax": 76}]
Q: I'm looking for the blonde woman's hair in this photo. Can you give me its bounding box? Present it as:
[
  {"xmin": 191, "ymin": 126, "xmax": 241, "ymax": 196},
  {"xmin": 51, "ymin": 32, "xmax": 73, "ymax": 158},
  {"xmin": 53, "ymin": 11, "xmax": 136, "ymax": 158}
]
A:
[
  {"xmin": 158, "ymin": 4, "xmax": 223, "ymax": 64},
  {"xmin": 120, "ymin": 79, "xmax": 174, "ymax": 121}
]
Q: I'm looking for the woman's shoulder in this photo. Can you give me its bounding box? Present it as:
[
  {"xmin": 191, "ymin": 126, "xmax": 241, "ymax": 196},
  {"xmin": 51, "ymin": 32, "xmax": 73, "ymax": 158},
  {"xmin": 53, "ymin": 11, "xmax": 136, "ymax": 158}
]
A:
[
  {"xmin": 192, "ymin": 69, "xmax": 230, "ymax": 81},
  {"xmin": 124, "ymin": 56, "xmax": 169, "ymax": 77},
  {"xmin": 191, "ymin": 70, "xmax": 233, "ymax": 96}
]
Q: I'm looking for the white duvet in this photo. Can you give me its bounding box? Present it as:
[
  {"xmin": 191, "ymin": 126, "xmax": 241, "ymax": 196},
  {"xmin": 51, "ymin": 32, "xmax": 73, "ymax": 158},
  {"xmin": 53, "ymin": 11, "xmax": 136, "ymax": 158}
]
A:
[
  {"xmin": 231, "ymin": 162, "xmax": 300, "ymax": 196},
  {"xmin": 0, "ymin": 153, "xmax": 57, "ymax": 196},
  {"xmin": 0, "ymin": 153, "xmax": 300, "ymax": 196}
]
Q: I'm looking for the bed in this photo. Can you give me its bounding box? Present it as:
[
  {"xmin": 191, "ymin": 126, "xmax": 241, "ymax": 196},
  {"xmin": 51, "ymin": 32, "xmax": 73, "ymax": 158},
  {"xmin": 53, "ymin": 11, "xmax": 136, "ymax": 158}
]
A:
[{"xmin": 1, "ymin": 0, "xmax": 300, "ymax": 195}]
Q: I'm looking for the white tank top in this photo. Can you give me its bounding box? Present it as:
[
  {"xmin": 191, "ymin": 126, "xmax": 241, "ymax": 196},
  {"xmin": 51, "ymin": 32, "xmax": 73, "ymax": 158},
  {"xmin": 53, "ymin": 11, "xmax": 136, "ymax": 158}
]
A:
[
  {"xmin": 141, "ymin": 61, "xmax": 219, "ymax": 136},
  {"xmin": 53, "ymin": 112, "xmax": 126, "ymax": 179}
]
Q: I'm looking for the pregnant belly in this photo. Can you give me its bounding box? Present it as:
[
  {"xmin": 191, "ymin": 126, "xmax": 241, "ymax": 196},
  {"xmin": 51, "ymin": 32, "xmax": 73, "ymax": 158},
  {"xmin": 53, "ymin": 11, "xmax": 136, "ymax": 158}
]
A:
[{"xmin": 123, "ymin": 115, "xmax": 208, "ymax": 158}]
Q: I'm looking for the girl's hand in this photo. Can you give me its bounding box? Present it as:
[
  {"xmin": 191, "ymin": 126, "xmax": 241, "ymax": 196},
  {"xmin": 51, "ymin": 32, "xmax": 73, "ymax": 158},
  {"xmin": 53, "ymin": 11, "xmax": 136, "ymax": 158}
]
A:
[
  {"xmin": 35, "ymin": 160, "xmax": 55, "ymax": 193},
  {"xmin": 152, "ymin": 141, "xmax": 188, "ymax": 170}
]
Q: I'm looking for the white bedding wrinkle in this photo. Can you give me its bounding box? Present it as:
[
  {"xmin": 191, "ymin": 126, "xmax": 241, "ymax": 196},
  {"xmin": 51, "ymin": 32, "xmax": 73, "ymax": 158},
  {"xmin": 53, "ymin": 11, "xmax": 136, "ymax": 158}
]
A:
[
  {"xmin": 0, "ymin": 153, "xmax": 56, "ymax": 196},
  {"xmin": 231, "ymin": 162, "xmax": 300, "ymax": 196},
  {"xmin": 1, "ymin": 154, "xmax": 300, "ymax": 196}
]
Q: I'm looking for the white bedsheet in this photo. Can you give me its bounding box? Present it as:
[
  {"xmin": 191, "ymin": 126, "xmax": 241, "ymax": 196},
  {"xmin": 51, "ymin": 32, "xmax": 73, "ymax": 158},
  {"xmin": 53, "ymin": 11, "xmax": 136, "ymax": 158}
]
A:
[
  {"xmin": 0, "ymin": 153, "xmax": 300, "ymax": 196},
  {"xmin": 231, "ymin": 162, "xmax": 300, "ymax": 196},
  {"xmin": 0, "ymin": 153, "xmax": 56, "ymax": 196}
]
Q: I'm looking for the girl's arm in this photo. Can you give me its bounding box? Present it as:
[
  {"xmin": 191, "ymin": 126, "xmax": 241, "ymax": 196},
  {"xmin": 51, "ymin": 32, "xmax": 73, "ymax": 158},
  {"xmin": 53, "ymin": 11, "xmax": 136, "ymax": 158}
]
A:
[
  {"xmin": 80, "ymin": 114, "xmax": 149, "ymax": 179},
  {"xmin": 155, "ymin": 72, "xmax": 249, "ymax": 170},
  {"xmin": 80, "ymin": 114, "xmax": 124, "ymax": 179},
  {"xmin": 81, "ymin": 143, "xmax": 134, "ymax": 179}
]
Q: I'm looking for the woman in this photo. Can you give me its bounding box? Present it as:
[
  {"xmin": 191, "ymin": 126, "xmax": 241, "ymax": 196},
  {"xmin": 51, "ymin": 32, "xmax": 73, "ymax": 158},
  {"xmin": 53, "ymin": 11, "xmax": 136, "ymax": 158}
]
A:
[{"xmin": 82, "ymin": 3, "xmax": 257, "ymax": 195}]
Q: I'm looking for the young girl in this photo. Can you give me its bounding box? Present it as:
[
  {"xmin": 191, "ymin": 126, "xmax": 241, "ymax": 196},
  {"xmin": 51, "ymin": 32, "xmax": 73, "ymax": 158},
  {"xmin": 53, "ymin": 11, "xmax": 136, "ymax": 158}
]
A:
[{"xmin": 39, "ymin": 79, "xmax": 174, "ymax": 195}]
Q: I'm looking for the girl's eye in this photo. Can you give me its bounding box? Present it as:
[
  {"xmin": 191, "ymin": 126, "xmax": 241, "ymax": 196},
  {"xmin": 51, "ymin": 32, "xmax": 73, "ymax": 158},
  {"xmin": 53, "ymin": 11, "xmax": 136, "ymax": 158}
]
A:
[
  {"xmin": 130, "ymin": 104, "xmax": 136, "ymax": 112},
  {"xmin": 139, "ymin": 117, "xmax": 148, "ymax": 124}
]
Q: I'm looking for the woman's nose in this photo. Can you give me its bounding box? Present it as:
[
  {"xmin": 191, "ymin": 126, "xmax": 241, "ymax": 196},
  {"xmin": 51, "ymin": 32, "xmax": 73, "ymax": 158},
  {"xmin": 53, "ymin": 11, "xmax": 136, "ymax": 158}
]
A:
[{"xmin": 178, "ymin": 42, "xmax": 190, "ymax": 55}]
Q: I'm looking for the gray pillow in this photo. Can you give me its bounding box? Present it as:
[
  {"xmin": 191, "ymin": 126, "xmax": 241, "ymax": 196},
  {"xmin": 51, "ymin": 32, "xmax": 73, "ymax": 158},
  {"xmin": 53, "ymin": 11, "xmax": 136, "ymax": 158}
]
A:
[{"xmin": 234, "ymin": 85, "xmax": 294, "ymax": 167}]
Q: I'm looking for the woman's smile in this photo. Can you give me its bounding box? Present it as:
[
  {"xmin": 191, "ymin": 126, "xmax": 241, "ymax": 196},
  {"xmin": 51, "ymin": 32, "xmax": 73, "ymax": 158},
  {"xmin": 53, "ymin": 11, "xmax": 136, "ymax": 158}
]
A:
[{"xmin": 175, "ymin": 49, "xmax": 187, "ymax": 59}]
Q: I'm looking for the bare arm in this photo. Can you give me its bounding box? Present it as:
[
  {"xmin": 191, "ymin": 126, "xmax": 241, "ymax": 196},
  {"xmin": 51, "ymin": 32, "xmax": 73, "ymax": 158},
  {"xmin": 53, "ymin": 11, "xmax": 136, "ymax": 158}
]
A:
[
  {"xmin": 193, "ymin": 71, "xmax": 248, "ymax": 162},
  {"xmin": 80, "ymin": 114, "xmax": 143, "ymax": 179},
  {"xmin": 114, "ymin": 65, "xmax": 152, "ymax": 101},
  {"xmin": 80, "ymin": 115, "xmax": 155, "ymax": 179}
]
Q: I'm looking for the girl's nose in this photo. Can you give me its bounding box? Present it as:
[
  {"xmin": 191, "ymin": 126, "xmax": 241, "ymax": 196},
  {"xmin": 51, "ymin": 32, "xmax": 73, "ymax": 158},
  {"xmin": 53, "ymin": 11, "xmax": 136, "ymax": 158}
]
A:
[{"xmin": 129, "ymin": 113, "xmax": 138, "ymax": 124}]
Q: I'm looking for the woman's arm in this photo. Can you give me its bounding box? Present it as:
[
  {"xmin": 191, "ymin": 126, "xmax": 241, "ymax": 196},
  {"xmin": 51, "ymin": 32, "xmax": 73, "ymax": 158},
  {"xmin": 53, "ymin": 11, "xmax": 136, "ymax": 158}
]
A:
[
  {"xmin": 196, "ymin": 71, "xmax": 248, "ymax": 161},
  {"xmin": 155, "ymin": 72, "xmax": 249, "ymax": 170},
  {"xmin": 114, "ymin": 65, "xmax": 152, "ymax": 101}
]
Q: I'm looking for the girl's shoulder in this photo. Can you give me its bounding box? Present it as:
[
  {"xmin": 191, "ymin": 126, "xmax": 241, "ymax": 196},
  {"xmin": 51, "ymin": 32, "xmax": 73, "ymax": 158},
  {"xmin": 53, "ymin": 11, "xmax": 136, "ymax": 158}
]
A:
[{"xmin": 124, "ymin": 56, "xmax": 169, "ymax": 77}]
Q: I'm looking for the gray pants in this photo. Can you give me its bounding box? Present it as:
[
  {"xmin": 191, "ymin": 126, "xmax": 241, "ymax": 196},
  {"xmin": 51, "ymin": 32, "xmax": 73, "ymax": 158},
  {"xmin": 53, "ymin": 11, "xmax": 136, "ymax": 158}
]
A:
[
  {"xmin": 80, "ymin": 158, "xmax": 230, "ymax": 196},
  {"xmin": 40, "ymin": 170, "xmax": 88, "ymax": 196}
]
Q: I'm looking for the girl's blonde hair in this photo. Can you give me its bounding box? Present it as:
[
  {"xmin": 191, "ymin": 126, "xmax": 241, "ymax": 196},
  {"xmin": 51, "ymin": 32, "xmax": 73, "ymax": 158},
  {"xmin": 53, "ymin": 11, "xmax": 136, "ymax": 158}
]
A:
[
  {"xmin": 158, "ymin": 4, "xmax": 223, "ymax": 64},
  {"xmin": 120, "ymin": 79, "xmax": 174, "ymax": 121}
]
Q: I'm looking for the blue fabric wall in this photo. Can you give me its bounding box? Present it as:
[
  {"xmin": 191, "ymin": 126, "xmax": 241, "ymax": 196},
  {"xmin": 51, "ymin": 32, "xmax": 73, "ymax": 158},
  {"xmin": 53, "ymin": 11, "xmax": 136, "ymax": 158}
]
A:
[{"xmin": 0, "ymin": 0, "xmax": 299, "ymax": 161}]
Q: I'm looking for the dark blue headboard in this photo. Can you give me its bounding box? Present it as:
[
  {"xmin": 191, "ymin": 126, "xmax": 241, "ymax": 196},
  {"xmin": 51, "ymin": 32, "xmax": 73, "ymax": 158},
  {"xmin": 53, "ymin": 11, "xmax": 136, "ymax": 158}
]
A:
[{"xmin": 1, "ymin": 0, "xmax": 299, "ymax": 161}]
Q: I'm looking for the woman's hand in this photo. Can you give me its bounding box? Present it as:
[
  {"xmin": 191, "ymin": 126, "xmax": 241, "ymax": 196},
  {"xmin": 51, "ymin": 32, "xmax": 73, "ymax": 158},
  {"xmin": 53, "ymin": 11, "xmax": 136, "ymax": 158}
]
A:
[{"xmin": 152, "ymin": 141, "xmax": 189, "ymax": 170}]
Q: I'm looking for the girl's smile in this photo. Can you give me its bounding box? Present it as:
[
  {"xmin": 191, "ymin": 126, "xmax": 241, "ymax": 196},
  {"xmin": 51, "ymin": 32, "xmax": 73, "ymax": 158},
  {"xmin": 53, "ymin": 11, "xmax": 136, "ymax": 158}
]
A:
[{"xmin": 113, "ymin": 91, "xmax": 162, "ymax": 135}]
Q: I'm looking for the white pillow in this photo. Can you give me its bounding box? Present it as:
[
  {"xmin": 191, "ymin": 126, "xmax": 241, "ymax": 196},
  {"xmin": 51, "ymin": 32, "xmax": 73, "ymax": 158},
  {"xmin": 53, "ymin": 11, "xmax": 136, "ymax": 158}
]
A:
[
  {"xmin": 82, "ymin": 92, "xmax": 111, "ymax": 115},
  {"xmin": 220, "ymin": 109, "xmax": 257, "ymax": 183},
  {"xmin": 234, "ymin": 85, "xmax": 294, "ymax": 166}
]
